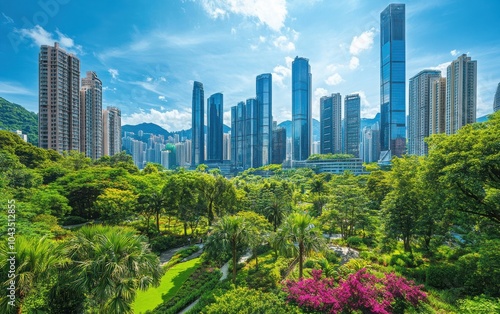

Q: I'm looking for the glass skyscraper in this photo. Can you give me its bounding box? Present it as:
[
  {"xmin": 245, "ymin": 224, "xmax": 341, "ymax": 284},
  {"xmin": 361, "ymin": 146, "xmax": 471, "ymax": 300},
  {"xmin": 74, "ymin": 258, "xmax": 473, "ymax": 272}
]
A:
[
  {"xmin": 380, "ymin": 3, "xmax": 406, "ymax": 158},
  {"xmin": 207, "ymin": 92, "xmax": 223, "ymax": 162},
  {"xmin": 495, "ymin": 82, "xmax": 500, "ymax": 112},
  {"xmin": 320, "ymin": 93, "xmax": 342, "ymax": 154},
  {"xmin": 256, "ymin": 73, "xmax": 272, "ymax": 166},
  {"xmin": 344, "ymin": 94, "xmax": 361, "ymax": 157},
  {"xmin": 191, "ymin": 81, "xmax": 204, "ymax": 166},
  {"xmin": 292, "ymin": 56, "xmax": 312, "ymax": 161}
]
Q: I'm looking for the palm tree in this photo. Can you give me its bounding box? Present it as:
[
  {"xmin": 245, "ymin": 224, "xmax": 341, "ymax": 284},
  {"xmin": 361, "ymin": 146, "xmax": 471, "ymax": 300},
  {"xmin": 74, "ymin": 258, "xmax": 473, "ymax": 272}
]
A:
[
  {"xmin": 0, "ymin": 236, "xmax": 65, "ymax": 314},
  {"xmin": 65, "ymin": 225, "xmax": 164, "ymax": 313},
  {"xmin": 274, "ymin": 212, "xmax": 326, "ymax": 278},
  {"xmin": 205, "ymin": 216, "xmax": 249, "ymax": 283}
]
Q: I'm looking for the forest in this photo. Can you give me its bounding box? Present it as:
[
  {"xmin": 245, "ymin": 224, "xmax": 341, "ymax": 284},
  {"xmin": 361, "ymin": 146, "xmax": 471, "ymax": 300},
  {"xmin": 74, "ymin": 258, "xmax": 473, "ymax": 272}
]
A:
[{"xmin": 0, "ymin": 111, "xmax": 499, "ymax": 313}]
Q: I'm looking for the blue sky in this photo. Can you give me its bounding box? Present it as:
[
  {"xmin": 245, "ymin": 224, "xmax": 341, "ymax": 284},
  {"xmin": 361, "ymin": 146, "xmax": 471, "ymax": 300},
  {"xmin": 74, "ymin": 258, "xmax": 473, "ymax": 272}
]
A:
[{"xmin": 1, "ymin": 0, "xmax": 499, "ymax": 131}]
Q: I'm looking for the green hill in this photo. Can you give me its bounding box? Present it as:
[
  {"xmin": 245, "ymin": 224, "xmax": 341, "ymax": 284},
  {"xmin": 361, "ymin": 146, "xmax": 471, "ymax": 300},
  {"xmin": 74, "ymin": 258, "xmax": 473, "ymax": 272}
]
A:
[{"xmin": 0, "ymin": 97, "xmax": 38, "ymax": 146}]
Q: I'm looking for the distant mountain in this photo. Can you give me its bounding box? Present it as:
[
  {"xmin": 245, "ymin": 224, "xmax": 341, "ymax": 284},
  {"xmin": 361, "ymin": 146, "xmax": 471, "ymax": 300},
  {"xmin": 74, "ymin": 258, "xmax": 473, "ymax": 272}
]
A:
[
  {"xmin": 277, "ymin": 119, "xmax": 320, "ymax": 141},
  {"xmin": 122, "ymin": 123, "xmax": 171, "ymax": 139},
  {"xmin": 0, "ymin": 97, "xmax": 38, "ymax": 145},
  {"xmin": 361, "ymin": 113, "xmax": 380, "ymax": 130}
]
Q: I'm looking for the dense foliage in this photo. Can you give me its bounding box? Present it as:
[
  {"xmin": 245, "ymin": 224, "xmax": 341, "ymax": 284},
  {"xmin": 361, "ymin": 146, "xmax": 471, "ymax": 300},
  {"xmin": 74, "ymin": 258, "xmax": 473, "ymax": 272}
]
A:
[{"xmin": 0, "ymin": 97, "xmax": 38, "ymax": 146}]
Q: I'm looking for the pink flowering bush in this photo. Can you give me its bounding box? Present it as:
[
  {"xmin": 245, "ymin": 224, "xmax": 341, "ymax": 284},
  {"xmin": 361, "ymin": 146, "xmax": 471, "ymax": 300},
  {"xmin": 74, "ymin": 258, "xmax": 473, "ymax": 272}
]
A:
[{"xmin": 284, "ymin": 268, "xmax": 427, "ymax": 314}]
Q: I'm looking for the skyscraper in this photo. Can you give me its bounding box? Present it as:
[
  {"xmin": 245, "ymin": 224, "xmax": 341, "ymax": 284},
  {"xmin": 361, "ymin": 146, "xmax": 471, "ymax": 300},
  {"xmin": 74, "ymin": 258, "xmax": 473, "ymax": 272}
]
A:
[
  {"xmin": 380, "ymin": 3, "xmax": 406, "ymax": 158},
  {"xmin": 39, "ymin": 42, "xmax": 80, "ymax": 153},
  {"xmin": 494, "ymin": 82, "xmax": 500, "ymax": 112},
  {"xmin": 191, "ymin": 81, "xmax": 204, "ymax": 166},
  {"xmin": 80, "ymin": 71, "xmax": 103, "ymax": 159},
  {"xmin": 408, "ymin": 70, "xmax": 441, "ymax": 155},
  {"xmin": 320, "ymin": 93, "xmax": 342, "ymax": 154},
  {"xmin": 231, "ymin": 101, "xmax": 246, "ymax": 169},
  {"xmin": 256, "ymin": 73, "xmax": 273, "ymax": 166},
  {"xmin": 292, "ymin": 56, "xmax": 312, "ymax": 161},
  {"xmin": 429, "ymin": 77, "xmax": 447, "ymax": 135},
  {"xmin": 445, "ymin": 54, "xmax": 477, "ymax": 134},
  {"xmin": 245, "ymin": 98, "xmax": 259, "ymax": 169},
  {"xmin": 272, "ymin": 126, "xmax": 286, "ymax": 165},
  {"xmin": 344, "ymin": 94, "xmax": 361, "ymax": 157},
  {"xmin": 102, "ymin": 106, "xmax": 121, "ymax": 156},
  {"xmin": 207, "ymin": 93, "xmax": 223, "ymax": 162}
]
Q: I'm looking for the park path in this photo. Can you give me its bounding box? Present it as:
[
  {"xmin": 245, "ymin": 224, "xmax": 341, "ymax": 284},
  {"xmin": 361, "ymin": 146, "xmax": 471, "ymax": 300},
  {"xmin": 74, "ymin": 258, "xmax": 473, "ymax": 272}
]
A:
[{"xmin": 159, "ymin": 243, "xmax": 204, "ymax": 266}]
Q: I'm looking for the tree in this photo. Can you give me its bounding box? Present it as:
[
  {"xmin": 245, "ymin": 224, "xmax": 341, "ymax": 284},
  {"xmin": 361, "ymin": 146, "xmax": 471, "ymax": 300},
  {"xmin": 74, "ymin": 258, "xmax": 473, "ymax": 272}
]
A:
[
  {"xmin": 274, "ymin": 212, "xmax": 326, "ymax": 278},
  {"xmin": 93, "ymin": 188, "xmax": 138, "ymax": 224},
  {"xmin": 307, "ymin": 175, "xmax": 330, "ymax": 216},
  {"xmin": 254, "ymin": 180, "xmax": 293, "ymax": 232},
  {"xmin": 65, "ymin": 225, "xmax": 163, "ymax": 313},
  {"xmin": 236, "ymin": 211, "xmax": 272, "ymax": 269}
]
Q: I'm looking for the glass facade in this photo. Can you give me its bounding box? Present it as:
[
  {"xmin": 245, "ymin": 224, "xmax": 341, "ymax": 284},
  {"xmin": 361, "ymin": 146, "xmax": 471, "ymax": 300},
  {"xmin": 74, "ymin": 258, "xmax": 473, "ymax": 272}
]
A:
[
  {"xmin": 207, "ymin": 93, "xmax": 223, "ymax": 161},
  {"xmin": 495, "ymin": 83, "xmax": 500, "ymax": 112},
  {"xmin": 191, "ymin": 81, "xmax": 204, "ymax": 166},
  {"xmin": 292, "ymin": 56, "xmax": 312, "ymax": 161},
  {"xmin": 320, "ymin": 93, "xmax": 342, "ymax": 154},
  {"xmin": 344, "ymin": 94, "xmax": 361, "ymax": 157},
  {"xmin": 380, "ymin": 3, "xmax": 406, "ymax": 157},
  {"xmin": 256, "ymin": 73, "xmax": 272, "ymax": 166},
  {"xmin": 245, "ymin": 98, "xmax": 259, "ymax": 169}
]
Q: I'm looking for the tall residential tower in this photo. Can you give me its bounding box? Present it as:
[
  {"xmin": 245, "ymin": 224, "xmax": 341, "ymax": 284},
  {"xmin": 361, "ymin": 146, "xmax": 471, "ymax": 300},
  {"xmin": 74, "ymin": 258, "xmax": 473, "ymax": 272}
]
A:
[
  {"xmin": 80, "ymin": 71, "xmax": 103, "ymax": 159},
  {"xmin": 102, "ymin": 106, "xmax": 122, "ymax": 156}
]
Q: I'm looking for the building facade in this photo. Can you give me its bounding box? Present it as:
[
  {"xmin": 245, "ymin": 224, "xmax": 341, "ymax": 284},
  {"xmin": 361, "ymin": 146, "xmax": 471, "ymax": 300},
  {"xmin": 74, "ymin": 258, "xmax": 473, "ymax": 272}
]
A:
[
  {"xmin": 445, "ymin": 54, "xmax": 477, "ymax": 135},
  {"xmin": 256, "ymin": 73, "xmax": 273, "ymax": 166},
  {"xmin": 408, "ymin": 70, "xmax": 441, "ymax": 155},
  {"xmin": 380, "ymin": 3, "xmax": 406, "ymax": 158},
  {"xmin": 429, "ymin": 77, "xmax": 447, "ymax": 135},
  {"xmin": 494, "ymin": 82, "xmax": 500, "ymax": 112},
  {"xmin": 244, "ymin": 98, "xmax": 259, "ymax": 169},
  {"xmin": 344, "ymin": 94, "xmax": 361, "ymax": 157},
  {"xmin": 80, "ymin": 71, "xmax": 103, "ymax": 159},
  {"xmin": 39, "ymin": 42, "xmax": 80, "ymax": 153},
  {"xmin": 292, "ymin": 56, "xmax": 312, "ymax": 161},
  {"xmin": 102, "ymin": 106, "xmax": 121, "ymax": 156},
  {"xmin": 191, "ymin": 81, "xmax": 205, "ymax": 166},
  {"xmin": 272, "ymin": 126, "xmax": 286, "ymax": 165},
  {"xmin": 207, "ymin": 92, "xmax": 223, "ymax": 162},
  {"xmin": 320, "ymin": 93, "xmax": 342, "ymax": 154}
]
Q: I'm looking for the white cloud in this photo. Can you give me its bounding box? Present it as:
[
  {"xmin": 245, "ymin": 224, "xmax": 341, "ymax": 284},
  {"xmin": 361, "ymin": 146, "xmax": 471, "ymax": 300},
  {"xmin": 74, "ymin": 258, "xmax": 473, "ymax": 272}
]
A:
[
  {"xmin": 159, "ymin": 76, "xmax": 167, "ymax": 82},
  {"xmin": 0, "ymin": 81, "xmax": 35, "ymax": 95},
  {"xmin": 200, "ymin": 0, "xmax": 287, "ymax": 31},
  {"xmin": 351, "ymin": 90, "xmax": 378, "ymax": 118},
  {"xmin": 259, "ymin": 36, "xmax": 266, "ymax": 43},
  {"xmin": 158, "ymin": 95, "xmax": 167, "ymax": 102},
  {"xmin": 17, "ymin": 25, "xmax": 82, "ymax": 54},
  {"xmin": 349, "ymin": 56, "xmax": 359, "ymax": 70},
  {"xmin": 122, "ymin": 108, "xmax": 192, "ymax": 132},
  {"xmin": 325, "ymin": 73, "xmax": 344, "ymax": 86},
  {"xmin": 2, "ymin": 12, "xmax": 14, "ymax": 24},
  {"xmin": 231, "ymin": 27, "xmax": 237, "ymax": 35},
  {"xmin": 146, "ymin": 77, "xmax": 153, "ymax": 82},
  {"xmin": 273, "ymin": 35, "xmax": 295, "ymax": 51},
  {"xmin": 450, "ymin": 49, "xmax": 459, "ymax": 56},
  {"xmin": 313, "ymin": 87, "xmax": 329, "ymax": 119},
  {"xmin": 223, "ymin": 110, "xmax": 231, "ymax": 126},
  {"xmin": 430, "ymin": 62, "xmax": 451, "ymax": 77},
  {"xmin": 102, "ymin": 86, "xmax": 117, "ymax": 92},
  {"xmin": 349, "ymin": 28, "xmax": 375, "ymax": 55},
  {"xmin": 108, "ymin": 69, "xmax": 119, "ymax": 79}
]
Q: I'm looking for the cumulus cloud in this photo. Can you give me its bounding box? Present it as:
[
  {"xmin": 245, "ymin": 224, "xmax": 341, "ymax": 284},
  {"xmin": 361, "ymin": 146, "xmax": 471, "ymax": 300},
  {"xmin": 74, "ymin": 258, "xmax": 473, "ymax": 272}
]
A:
[
  {"xmin": 349, "ymin": 56, "xmax": 359, "ymax": 70},
  {"xmin": 122, "ymin": 108, "xmax": 192, "ymax": 132},
  {"xmin": 349, "ymin": 28, "xmax": 375, "ymax": 55},
  {"xmin": 450, "ymin": 49, "xmax": 459, "ymax": 56},
  {"xmin": 325, "ymin": 73, "xmax": 344, "ymax": 86},
  {"xmin": 158, "ymin": 95, "xmax": 167, "ymax": 102},
  {"xmin": 17, "ymin": 25, "xmax": 82, "ymax": 54},
  {"xmin": 108, "ymin": 69, "xmax": 119, "ymax": 79},
  {"xmin": 272, "ymin": 57, "xmax": 293, "ymax": 87},
  {"xmin": 430, "ymin": 62, "xmax": 451, "ymax": 76},
  {"xmin": 273, "ymin": 35, "xmax": 295, "ymax": 51},
  {"xmin": 223, "ymin": 110, "xmax": 231, "ymax": 126},
  {"xmin": 200, "ymin": 0, "xmax": 287, "ymax": 31}
]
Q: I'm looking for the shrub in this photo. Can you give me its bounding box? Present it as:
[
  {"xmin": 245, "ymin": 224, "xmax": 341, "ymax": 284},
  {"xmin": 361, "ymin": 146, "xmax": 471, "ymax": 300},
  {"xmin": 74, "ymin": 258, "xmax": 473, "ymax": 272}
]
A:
[
  {"xmin": 61, "ymin": 215, "xmax": 88, "ymax": 226},
  {"xmin": 346, "ymin": 236, "xmax": 363, "ymax": 248},
  {"xmin": 149, "ymin": 235, "xmax": 184, "ymax": 253},
  {"xmin": 458, "ymin": 296, "xmax": 500, "ymax": 313},
  {"xmin": 425, "ymin": 263, "xmax": 459, "ymax": 289}
]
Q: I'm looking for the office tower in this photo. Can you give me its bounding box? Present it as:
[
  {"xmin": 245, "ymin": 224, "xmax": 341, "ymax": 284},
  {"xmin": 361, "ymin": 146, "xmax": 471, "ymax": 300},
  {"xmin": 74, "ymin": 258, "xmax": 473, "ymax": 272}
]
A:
[
  {"xmin": 207, "ymin": 93, "xmax": 223, "ymax": 161},
  {"xmin": 80, "ymin": 71, "xmax": 102, "ymax": 159},
  {"xmin": 39, "ymin": 42, "xmax": 80, "ymax": 153},
  {"xmin": 361, "ymin": 123, "xmax": 381, "ymax": 163},
  {"xmin": 408, "ymin": 70, "xmax": 441, "ymax": 155},
  {"xmin": 380, "ymin": 3, "xmax": 406, "ymax": 158},
  {"xmin": 445, "ymin": 54, "xmax": 477, "ymax": 134},
  {"xmin": 102, "ymin": 106, "xmax": 121, "ymax": 156},
  {"xmin": 223, "ymin": 133, "xmax": 231, "ymax": 160},
  {"xmin": 429, "ymin": 78, "xmax": 447, "ymax": 135},
  {"xmin": 131, "ymin": 139, "xmax": 146, "ymax": 169},
  {"xmin": 493, "ymin": 82, "xmax": 500, "ymax": 112},
  {"xmin": 245, "ymin": 98, "xmax": 259, "ymax": 169},
  {"xmin": 292, "ymin": 56, "xmax": 312, "ymax": 161},
  {"xmin": 320, "ymin": 93, "xmax": 342, "ymax": 154},
  {"xmin": 231, "ymin": 101, "xmax": 246, "ymax": 168},
  {"xmin": 272, "ymin": 127, "xmax": 286, "ymax": 164},
  {"xmin": 256, "ymin": 73, "xmax": 273, "ymax": 166},
  {"xmin": 344, "ymin": 94, "xmax": 361, "ymax": 157},
  {"xmin": 191, "ymin": 81, "xmax": 204, "ymax": 166}
]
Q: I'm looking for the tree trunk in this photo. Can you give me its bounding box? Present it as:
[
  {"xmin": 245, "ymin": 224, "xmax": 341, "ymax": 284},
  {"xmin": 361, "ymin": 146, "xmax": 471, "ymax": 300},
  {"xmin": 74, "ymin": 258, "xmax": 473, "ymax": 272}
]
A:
[
  {"xmin": 299, "ymin": 241, "xmax": 304, "ymax": 279},
  {"xmin": 403, "ymin": 235, "xmax": 412, "ymax": 253},
  {"xmin": 254, "ymin": 248, "xmax": 259, "ymax": 270},
  {"xmin": 183, "ymin": 222, "xmax": 188, "ymax": 237},
  {"xmin": 156, "ymin": 211, "xmax": 160, "ymax": 232},
  {"xmin": 232, "ymin": 240, "xmax": 237, "ymax": 283}
]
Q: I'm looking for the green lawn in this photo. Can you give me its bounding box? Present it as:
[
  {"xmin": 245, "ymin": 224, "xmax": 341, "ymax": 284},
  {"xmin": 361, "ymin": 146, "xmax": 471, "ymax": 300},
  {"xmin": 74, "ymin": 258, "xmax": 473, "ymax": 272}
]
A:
[{"xmin": 133, "ymin": 257, "xmax": 201, "ymax": 313}]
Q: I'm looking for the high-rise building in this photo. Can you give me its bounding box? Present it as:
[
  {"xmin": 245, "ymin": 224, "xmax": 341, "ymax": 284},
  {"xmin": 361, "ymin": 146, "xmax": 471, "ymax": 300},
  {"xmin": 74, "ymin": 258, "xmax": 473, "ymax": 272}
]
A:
[
  {"xmin": 191, "ymin": 81, "xmax": 204, "ymax": 166},
  {"xmin": 445, "ymin": 54, "xmax": 477, "ymax": 135},
  {"xmin": 320, "ymin": 93, "xmax": 342, "ymax": 154},
  {"xmin": 102, "ymin": 106, "xmax": 121, "ymax": 156},
  {"xmin": 292, "ymin": 56, "xmax": 312, "ymax": 161},
  {"xmin": 429, "ymin": 77, "xmax": 447, "ymax": 135},
  {"xmin": 223, "ymin": 133, "xmax": 231, "ymax": 160},
  {"xmin": 344, "ymin": 94, "xmax": 361, "ymax": 157},
  {"xmin": 272, "ymin": 126, "xmax": 286, "ymax": 164},
  {"xmin": 256, "ymin": 73, "xmax": 273, "ymax": 166},
  {"xmin": 231, "ymin": 101, "xmax": 246, "ymax": 169},
  {"xmin": 408, "ymin": 70, "xmax": 441, "ymax": 155},
  {"xmin": 207, "ymin": 93, "xmax": 223, "ymax": 162},
  {"xmin": 361, "ymin": 123, "xmax": 381, "ymax": 163},
  {"xmin": 80, "ymin": 71, "xmax": 102, "ymax": 159},
  {"xmin": 494, "ymin": 83, "xmax": 500, "ymax": 112},
  {"xmin": 245, "ymin": 98, "xmax": 259, "ymax": 169},
  {"xmin": 380, "ymin": 4, "xmax": 406, "ymax": 158},
  {"xmin": 39, "ymin": 42, "xmax": 80, "ymax": 153}
]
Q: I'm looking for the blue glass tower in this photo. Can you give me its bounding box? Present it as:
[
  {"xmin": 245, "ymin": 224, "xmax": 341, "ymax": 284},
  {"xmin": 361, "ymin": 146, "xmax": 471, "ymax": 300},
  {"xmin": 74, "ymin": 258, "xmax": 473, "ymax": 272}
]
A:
[
  {"xmin": 292, "ymin": 56, "xmax": 312, "ymax": 161},
  {"xmin": 320, "ymin": 93, "xmax": 342, "ymax": 154},
  {"xmin": 344, "ymin": 94, "xmax": 361, "ymax": 157},
  {"xmin": 207, "ymin": 93, "xmax": 223, "ymax": 162},
  {"xmin": 256, "ymin": 73, "xmax": 272, "ymax": 166},
  {"xmin": 191, "ymin": 81, "xmax": 204, "ymax": 166},
  {"xmin": 380, "ymin": 3, "xmax": 406, "ymax": 158}
]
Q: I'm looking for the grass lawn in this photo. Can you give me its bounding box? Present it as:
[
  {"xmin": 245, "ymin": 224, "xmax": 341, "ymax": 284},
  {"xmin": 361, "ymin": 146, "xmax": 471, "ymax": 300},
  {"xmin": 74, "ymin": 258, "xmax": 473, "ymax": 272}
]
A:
[{"xmin": 133, "ymin": 257, "xmax": 201, "ymax": 314}]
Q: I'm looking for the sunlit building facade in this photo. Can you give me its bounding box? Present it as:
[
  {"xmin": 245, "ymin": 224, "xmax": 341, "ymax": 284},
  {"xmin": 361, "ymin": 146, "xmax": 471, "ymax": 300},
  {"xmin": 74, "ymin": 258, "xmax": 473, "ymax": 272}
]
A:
[{"xmin": 292, "ymin": 56, "xmax": 312, "ymax": 161}]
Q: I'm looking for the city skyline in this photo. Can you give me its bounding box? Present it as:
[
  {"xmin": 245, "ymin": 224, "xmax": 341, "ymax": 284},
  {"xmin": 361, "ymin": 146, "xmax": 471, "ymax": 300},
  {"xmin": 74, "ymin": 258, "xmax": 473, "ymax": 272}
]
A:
[{"xmin": 2, "ymin": 1, "xmax": 500, "ymax": 132}]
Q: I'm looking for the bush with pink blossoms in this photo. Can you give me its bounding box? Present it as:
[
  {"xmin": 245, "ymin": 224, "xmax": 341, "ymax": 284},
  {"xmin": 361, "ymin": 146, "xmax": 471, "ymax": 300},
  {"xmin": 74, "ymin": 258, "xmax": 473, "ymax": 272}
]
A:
[{"xmin": 283, "ymin": 268, "xmax": 427, "ymax": 314}]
